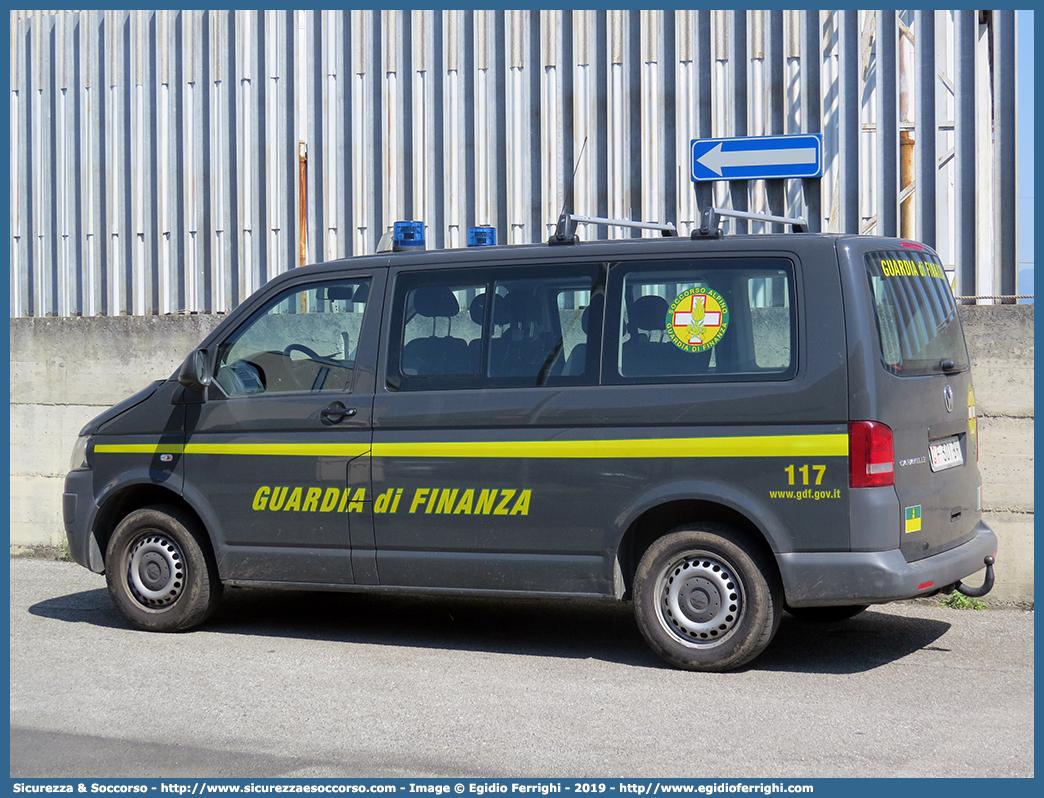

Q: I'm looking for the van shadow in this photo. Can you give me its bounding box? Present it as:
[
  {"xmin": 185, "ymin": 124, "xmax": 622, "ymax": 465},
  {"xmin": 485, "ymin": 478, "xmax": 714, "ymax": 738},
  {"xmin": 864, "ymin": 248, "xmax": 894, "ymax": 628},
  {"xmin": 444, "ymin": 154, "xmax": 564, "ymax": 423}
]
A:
[
  {"xmin": 755, "ymin": 609, "xmax": 952, "ymax": 673},
  {"xmin": 31, "ymin": 586, "xmax": 952, "ymax": 675},
  {"xmin": 28, "ymin": 586, "xmax": 132, "ymax": 630}
]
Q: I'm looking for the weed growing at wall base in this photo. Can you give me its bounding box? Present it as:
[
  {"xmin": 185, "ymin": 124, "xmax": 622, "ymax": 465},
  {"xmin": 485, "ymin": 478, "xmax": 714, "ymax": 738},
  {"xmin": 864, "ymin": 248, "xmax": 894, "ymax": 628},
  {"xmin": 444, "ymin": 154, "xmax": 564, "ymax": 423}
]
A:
[{"xmin": 940, "ymin": 592, "xmax": 987, "ymax": 610}]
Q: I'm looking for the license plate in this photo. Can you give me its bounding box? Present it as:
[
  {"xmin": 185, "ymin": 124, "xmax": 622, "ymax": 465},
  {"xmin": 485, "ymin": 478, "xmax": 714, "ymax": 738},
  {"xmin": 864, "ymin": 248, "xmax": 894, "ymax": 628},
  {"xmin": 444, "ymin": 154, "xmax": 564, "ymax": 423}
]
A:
[{"xmin": 929, "ymin": 436, "xmax": 964, "ymax": 472}]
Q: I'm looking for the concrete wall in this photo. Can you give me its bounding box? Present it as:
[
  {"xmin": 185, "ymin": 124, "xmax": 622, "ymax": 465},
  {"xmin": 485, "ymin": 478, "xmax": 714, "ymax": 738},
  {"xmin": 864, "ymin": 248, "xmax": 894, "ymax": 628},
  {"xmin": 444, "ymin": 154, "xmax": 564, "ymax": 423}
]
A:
[
  {"xmin": 956, "ymin": 306, "xmax": 1034, "ymax": 605},
  {"xmin": 9, "ymin": 306, "xmax": 1033, "ymax": 604},
  {"xmin": 9, "ymin": 315, "xmax": 224, "ymax": 547}
]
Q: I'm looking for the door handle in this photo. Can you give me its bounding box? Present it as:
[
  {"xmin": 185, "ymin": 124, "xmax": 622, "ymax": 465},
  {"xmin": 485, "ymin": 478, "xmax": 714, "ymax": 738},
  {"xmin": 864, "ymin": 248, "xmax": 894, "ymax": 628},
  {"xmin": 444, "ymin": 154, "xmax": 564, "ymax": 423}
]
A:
[{"xmin": 320, "ymin": 401, "xmax": 357, "ymax": 424}]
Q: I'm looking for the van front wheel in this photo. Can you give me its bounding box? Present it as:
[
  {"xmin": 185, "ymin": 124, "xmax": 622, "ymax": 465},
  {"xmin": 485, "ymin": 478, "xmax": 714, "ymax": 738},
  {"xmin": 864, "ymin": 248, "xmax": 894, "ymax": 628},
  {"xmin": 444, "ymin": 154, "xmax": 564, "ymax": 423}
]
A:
[
  {"xmin": 633, "ymin": 525, "xmax": 780, "ymax": 671},
  {"xmin": 105, "ymin": 505, "xmax": 222, "ymax": 632}
]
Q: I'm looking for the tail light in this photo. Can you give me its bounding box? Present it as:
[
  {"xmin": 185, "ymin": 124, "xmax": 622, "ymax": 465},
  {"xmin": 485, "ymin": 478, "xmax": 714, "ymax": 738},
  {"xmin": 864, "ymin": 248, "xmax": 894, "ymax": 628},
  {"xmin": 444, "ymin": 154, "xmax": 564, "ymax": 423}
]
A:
[{"xmin": 849, "ymin": 421, "xmax": 894, "ymax": 488}]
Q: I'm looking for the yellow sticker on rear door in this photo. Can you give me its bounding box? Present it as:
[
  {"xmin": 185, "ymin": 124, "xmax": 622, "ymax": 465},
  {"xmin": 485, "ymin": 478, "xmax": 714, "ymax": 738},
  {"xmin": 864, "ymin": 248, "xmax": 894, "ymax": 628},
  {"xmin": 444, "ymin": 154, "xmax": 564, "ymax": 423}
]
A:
[{"xmin": 905, "ymin": 505, "xmax": 922, "ymax": 533}]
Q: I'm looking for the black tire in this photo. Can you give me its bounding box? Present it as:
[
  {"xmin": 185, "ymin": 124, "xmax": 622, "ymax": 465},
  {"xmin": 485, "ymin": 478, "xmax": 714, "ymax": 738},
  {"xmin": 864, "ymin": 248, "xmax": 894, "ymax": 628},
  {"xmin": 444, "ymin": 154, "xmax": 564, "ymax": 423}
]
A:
[
  {"xmin": 105, "ymin": 505, "xmax": 222, "ymax": 632},
  {"xmin": 785, "ymin": 604, "xmax": 870, "ymax": 623},
  {"xmin": 633, "ymin": 524, "xmax": 781, "ymax": 672}
]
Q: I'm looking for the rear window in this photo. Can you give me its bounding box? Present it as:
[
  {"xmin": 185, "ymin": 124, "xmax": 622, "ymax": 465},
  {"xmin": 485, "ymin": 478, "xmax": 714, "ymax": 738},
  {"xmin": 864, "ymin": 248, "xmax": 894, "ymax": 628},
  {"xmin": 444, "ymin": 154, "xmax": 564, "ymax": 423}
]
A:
[{"xmin": 864, "ymin": 250, "xmax": 968, "ymax": 376}]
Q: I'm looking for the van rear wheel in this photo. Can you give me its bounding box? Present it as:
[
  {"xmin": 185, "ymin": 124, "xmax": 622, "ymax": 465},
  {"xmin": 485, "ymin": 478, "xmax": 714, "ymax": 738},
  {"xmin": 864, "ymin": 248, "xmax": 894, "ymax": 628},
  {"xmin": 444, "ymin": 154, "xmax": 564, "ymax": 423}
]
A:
[
  {"xmin": 633, "ymin": 525, "xmax": 780, "ymax": 671},
  {"xmin": 105, "ymin": 505, "xmax": 222, "ymax": 632}
]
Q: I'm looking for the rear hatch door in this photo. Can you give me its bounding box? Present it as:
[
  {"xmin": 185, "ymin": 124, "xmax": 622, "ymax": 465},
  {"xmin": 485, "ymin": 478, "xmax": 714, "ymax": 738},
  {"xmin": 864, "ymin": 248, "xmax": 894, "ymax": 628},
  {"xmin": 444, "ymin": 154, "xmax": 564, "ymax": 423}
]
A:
[{"xmin": 852, "ymin": 245, "xmax": 981, "ymax": 562}]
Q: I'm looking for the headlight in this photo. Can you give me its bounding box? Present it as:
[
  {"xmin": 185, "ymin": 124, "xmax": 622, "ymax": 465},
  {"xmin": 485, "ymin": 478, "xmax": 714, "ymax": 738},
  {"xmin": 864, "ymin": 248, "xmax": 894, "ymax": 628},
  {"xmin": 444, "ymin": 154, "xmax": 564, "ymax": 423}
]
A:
[{"xmin": 70, "ymin": 436, "xmax": 92, "ymax": 471}]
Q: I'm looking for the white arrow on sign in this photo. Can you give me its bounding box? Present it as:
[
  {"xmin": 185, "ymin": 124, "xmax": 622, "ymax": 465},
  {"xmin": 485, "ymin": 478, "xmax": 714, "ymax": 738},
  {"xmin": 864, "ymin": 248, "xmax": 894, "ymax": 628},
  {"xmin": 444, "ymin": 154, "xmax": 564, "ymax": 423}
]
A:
[{"xmin": 697, "ymin": 142, "xmax": 818, "ymax": 176}]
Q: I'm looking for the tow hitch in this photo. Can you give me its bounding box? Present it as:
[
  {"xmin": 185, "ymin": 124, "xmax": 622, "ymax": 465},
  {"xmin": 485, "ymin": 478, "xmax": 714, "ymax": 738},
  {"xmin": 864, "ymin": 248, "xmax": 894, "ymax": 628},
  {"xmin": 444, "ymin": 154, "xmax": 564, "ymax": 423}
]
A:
[{"xmin": 954, "ymin": 555, "xmax": 995, "ymax": 598}]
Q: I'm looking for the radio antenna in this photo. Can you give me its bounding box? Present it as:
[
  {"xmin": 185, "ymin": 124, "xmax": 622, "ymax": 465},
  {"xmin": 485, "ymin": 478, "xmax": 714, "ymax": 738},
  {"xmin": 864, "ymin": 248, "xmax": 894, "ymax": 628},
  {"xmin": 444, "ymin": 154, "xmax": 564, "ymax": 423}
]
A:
[{"xmin": 550, "ymin": 137, "xmax": 588, "ymax": 244}]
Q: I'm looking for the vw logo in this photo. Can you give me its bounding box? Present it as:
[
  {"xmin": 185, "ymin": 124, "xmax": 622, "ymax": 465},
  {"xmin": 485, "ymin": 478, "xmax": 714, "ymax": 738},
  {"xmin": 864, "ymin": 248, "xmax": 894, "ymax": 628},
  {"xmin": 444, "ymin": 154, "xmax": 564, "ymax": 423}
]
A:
[{"xmin": 943, "ymin": 385, "xmax": 954, "ymax": 413}]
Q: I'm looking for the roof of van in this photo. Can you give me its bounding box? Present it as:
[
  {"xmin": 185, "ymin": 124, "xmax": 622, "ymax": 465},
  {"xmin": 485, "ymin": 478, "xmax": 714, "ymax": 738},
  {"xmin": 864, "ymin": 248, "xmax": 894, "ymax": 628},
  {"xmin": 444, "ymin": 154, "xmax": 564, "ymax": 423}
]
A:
[{"xmin": 283, "ymin": 232, "xmax": 930, "ymax": 281}]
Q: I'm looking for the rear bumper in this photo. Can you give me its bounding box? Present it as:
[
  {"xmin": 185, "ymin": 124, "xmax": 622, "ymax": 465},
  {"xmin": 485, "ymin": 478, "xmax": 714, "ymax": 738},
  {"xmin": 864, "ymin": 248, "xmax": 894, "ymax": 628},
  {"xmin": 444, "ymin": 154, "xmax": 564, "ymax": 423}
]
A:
[{"xmin": 779, "ymin": 520, "xmax": 998, "ymax": 607}]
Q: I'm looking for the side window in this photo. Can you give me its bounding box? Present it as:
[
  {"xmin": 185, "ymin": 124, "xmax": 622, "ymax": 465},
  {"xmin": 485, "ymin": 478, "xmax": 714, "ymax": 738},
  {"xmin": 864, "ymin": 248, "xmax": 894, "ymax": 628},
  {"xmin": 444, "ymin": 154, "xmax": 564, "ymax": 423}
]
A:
[
  {"xmin": 748, "ymin": 275, "xmax": 793, "ymax": 370},
  {"xmin": 555, "ymin": 287, "xmax": 594, "ymax": 376},
  {"xmin": 214, "ymin": 278, "xmax": 372, "ymax": 396},
  {"xmin": 391, "ymin": 264, "xmax": 604, "ymax": 391},
  {"xmin": 607, "ymin": 259, "xmax": 795, "ymax": 383}
]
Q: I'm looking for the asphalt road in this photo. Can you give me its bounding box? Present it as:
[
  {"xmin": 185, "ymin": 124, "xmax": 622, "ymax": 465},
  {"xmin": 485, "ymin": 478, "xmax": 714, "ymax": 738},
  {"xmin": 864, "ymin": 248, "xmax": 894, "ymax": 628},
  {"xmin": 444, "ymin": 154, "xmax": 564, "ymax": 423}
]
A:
[{"xmin": 9, "ymin": 558, "xmax": 1034, "ymax": 779}]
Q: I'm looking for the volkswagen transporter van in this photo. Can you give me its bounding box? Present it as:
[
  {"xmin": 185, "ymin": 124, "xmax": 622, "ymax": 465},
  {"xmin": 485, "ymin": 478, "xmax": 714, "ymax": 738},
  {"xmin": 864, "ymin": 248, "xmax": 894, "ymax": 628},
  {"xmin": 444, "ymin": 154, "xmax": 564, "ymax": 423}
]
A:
[{"xmin": 63, "ymin": 210, "xmax": 997, "ymax": 671}]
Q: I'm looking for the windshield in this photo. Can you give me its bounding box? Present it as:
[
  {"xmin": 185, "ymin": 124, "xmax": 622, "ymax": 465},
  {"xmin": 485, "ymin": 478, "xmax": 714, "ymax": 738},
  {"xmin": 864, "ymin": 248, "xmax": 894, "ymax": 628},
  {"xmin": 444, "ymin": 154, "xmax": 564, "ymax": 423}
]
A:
[{"xmin": 864, "ymin": 249, "xmax": 968, "ymax": 376}]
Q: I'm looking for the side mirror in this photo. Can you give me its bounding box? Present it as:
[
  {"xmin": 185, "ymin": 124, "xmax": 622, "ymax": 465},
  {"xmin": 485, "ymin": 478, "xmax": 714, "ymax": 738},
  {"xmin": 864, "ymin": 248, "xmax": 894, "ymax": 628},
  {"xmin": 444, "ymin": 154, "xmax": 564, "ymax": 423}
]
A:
[{"xmin": 178, "ymin": 348, "xmax": 213, "ymax": 390}]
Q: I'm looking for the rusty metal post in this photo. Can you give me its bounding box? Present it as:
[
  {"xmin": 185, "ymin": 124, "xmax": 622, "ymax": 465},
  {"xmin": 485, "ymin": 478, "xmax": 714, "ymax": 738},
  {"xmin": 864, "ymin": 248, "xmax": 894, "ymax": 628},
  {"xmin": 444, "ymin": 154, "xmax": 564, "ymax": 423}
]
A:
[{"xmin": 899, "ymin": 130, "xmax": 914, "ymax": 238}]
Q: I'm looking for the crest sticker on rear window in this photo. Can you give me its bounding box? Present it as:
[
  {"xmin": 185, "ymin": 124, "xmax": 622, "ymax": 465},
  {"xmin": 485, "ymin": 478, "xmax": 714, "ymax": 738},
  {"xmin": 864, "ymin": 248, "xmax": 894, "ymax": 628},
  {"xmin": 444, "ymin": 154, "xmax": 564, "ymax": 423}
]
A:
[{"xmin": 665, "ymin": 288, "xmax": 729, "ymax": 353}]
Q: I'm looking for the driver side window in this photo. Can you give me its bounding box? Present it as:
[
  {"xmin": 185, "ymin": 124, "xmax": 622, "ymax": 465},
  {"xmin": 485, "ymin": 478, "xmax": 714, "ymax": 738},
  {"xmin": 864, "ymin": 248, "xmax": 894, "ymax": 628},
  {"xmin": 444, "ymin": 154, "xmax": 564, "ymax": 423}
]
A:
[{"xmin": 215, "ymin": 277, "xmax": 372, "ymax": 397}]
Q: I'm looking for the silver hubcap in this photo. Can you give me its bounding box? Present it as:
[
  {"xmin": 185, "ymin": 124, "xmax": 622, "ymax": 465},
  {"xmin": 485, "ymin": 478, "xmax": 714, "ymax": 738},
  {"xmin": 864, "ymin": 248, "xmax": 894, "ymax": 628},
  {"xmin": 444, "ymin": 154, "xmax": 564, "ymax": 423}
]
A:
[
  {"xmin": 127, "ymin": 535, "xmax": 185, "ymax": 608},
  {"xmin": 656, "ymin": 554, "xmax": 742, "ymax": 645}
]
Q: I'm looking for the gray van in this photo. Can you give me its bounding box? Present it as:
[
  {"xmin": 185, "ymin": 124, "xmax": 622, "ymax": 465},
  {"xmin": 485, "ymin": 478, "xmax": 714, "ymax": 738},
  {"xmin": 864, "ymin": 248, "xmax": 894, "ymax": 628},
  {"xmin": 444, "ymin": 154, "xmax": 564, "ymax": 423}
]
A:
[{"xmin": 63, "ymin": 213, "xmax": 996, "ymax": 671}]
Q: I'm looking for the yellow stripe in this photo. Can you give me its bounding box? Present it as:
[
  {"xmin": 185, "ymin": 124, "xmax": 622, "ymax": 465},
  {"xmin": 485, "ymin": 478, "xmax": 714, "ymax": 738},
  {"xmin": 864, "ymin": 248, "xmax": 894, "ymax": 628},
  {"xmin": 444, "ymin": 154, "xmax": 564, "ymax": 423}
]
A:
[
  {"xmin": 95, "ymin": 443, "xmax": 371, "ymax": 457},
  {"xmin": 372, "ymin": 434, "xmax": 848, "ymax": 459},
  {"xmin": 96, "ymin": 434, "xmax": 847, "ymax": 459},
  {"xmin": 94, "ymin": 444, "xmax": 184, "ymax": 455},
  {"xmin": 183, "ymin": 443, "xmax": 371, "ymax": 457}
]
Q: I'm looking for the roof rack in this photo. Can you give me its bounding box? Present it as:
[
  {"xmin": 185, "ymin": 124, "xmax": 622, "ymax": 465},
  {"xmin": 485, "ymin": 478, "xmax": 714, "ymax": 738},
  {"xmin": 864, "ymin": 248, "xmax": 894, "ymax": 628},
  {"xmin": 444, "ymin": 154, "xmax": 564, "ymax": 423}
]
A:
[
  {"xmin": 696, "ymin": 207, "xmax": 809, "ymax": 237},
  {"xmin": 550, "ymin": 213, "xmax": 677, "ymax": 245}
]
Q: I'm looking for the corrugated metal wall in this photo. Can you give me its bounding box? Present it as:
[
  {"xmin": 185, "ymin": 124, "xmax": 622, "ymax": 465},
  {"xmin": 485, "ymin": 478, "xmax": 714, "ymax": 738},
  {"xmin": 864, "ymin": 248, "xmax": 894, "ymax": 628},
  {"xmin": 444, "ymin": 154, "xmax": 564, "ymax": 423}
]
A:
[{"xmin": 9, "ymin": 9, "xmax": 1021, "ymax": 317}]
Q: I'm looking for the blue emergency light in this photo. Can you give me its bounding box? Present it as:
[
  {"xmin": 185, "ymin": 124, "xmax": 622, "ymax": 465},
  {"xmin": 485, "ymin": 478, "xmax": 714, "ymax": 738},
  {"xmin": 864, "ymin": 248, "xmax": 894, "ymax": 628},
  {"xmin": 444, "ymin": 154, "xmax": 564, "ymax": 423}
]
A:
[
  {"xmin": 392, "ymin": 220, "xmax": 425, "ymax": 251},
  {"xmin": 467, "ymin": 226, "xmax": 497, "ymax": 247}
]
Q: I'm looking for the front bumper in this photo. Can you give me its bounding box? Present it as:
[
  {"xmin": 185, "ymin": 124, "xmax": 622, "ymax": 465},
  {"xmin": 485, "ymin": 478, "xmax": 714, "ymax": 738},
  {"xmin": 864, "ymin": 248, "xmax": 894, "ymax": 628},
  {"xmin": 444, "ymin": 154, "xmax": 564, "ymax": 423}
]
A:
[
  {"xmin": 779, "ymin": 520, "xmax": 998, "ymax": 607},
  {"xmin": 63, "ymin": 470, "xmax": 104, "ymax": 573}
]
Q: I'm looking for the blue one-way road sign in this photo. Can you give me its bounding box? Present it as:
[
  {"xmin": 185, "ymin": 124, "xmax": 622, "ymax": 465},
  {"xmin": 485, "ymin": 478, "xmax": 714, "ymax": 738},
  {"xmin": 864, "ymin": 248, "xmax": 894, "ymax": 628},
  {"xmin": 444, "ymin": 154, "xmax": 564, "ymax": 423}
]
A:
[{"xmin": 691, "ymin": 134, "xmax": 823, "ymax": 182}]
